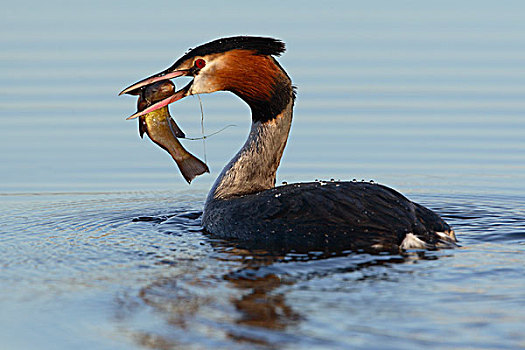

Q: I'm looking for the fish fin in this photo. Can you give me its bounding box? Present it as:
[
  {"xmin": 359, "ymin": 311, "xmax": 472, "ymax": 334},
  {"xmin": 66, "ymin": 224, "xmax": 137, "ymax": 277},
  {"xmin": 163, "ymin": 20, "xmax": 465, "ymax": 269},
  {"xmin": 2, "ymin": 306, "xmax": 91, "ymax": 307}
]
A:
[
  {"xmin": 178, "ymin": 155, "xmax": 210, "ymax": 184},
  {"xmin": 168, "ymin": 116, "xmax": 185, "ymax": 138},
  {"xmin": 139, "ymin": 116, "xmax": 146, "ymax": 139}
]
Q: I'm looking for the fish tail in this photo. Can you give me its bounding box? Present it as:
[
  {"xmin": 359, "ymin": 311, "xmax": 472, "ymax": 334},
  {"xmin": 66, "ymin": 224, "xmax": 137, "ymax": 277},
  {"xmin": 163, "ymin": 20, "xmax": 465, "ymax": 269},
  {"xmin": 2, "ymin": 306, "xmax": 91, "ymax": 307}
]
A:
[{"xmin": 178, "ymin": 155, "xmax": 210, "ymax": 184}]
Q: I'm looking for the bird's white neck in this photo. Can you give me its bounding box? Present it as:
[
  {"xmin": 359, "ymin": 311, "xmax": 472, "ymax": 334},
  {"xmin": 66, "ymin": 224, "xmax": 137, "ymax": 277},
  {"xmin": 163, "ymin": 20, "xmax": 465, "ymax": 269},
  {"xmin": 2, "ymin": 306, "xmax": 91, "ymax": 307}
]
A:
[{"xmin": 206, "ymin": 98, "xmax": 293, "ymax": 201}]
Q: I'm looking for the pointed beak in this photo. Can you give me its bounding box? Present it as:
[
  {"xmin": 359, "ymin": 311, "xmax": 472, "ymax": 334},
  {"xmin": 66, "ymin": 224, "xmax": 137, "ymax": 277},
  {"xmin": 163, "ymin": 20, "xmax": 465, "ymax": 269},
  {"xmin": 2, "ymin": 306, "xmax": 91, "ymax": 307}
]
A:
[
  {"xmin": 119, "ymin": 69, "xmax": 190, "ymax": 96},
  {"xmin": 120, "ymin": 67, "xmax": 193, "ymax": 120},
  {"xmin": 125, "ymin": 82, "xmax": 192, "ymax": 120}
]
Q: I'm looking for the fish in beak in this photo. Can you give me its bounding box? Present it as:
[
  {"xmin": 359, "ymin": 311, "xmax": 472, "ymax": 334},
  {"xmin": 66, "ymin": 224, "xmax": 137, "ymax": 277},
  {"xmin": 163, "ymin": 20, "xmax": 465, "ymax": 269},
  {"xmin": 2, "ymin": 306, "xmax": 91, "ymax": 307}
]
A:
[{"xmin": 135, "ymin": 80, "xmax": 208, "ymax": 183}]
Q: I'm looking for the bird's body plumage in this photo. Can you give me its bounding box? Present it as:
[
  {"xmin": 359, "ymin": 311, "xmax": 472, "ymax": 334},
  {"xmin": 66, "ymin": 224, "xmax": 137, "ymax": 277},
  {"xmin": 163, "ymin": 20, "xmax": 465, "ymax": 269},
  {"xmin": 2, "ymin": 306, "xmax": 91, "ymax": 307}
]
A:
[{"xmin": 203, "ymin": 181, "xmax": 454, "ymax": 253}]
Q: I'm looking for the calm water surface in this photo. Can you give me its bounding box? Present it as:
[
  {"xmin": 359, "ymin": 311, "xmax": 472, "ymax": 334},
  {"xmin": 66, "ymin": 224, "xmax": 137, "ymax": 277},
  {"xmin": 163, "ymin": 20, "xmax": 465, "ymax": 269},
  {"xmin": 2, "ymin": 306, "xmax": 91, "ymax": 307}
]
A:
[{"xmin": 1, "ymin": 1, "xmax": 525, "ymax": 349}]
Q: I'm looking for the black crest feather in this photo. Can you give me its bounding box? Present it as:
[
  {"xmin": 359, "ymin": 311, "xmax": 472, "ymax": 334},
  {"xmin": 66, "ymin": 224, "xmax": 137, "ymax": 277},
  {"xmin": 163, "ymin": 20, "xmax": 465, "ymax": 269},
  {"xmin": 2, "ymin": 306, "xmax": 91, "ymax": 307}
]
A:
[{"xmin": 170, "ymin": 36, "xmax": 286, "ymax": 68}]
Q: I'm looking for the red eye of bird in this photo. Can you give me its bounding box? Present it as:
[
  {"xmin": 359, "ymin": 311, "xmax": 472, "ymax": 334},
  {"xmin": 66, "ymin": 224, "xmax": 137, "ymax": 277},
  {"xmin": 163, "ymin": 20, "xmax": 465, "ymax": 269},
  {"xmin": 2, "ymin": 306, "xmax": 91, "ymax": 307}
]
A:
[{"xmin": 194, "ymin": 58, "xmax": 206, "ymax": 69}]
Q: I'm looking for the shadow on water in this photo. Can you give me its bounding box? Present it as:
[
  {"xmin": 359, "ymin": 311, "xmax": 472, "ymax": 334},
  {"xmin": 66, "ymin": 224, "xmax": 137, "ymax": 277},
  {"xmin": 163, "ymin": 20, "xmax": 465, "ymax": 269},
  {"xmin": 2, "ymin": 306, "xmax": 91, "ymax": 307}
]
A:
[
  {"xmin": 3, "ymin": 192, "xmax": 523, "ymax": 349},
  {"xmin": 123, "ymin": 210, "xmax": 451, "ymax": 349}
]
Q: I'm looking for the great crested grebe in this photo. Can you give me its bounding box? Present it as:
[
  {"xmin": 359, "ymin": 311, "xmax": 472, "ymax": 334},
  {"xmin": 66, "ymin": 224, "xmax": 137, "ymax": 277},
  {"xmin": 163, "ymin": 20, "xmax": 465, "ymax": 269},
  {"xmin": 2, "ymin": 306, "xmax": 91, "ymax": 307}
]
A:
[{"xmin": 120, "ymin": 36, "xmax": 457, "ymax": 253}]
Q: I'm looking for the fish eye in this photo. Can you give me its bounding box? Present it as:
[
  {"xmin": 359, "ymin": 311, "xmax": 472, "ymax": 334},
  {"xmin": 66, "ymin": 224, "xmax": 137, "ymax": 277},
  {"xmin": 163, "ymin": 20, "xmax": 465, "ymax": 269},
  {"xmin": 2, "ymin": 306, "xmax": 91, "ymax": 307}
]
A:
[{"xmin": 194, "ymin": 58, "xmax": 206, "ymax": 69}]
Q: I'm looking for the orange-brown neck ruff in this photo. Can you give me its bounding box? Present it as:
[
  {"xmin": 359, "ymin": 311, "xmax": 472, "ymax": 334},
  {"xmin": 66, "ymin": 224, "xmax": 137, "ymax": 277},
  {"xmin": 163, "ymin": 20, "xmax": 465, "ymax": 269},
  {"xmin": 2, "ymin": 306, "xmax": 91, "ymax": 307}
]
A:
[{"xmin": 216, "ymin": 50, "xmax": 294, "ymax": 123}]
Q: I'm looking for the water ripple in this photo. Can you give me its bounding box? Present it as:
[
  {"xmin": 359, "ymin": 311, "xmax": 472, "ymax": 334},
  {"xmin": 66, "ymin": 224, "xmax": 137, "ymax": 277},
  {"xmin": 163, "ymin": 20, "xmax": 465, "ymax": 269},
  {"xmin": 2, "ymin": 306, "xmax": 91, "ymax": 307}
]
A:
[{"xmin": 1, "ymin": 193, "xmax": 524, "ymax": 349}]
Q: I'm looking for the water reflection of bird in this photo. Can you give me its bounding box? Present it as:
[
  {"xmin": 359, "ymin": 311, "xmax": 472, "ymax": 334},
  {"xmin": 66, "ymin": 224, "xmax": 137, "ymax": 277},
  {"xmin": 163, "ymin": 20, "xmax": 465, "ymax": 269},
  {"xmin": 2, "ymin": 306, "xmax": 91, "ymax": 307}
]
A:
[{"xmin": 120, "ymin": 36, "xmax": 457, "ymax": 253}]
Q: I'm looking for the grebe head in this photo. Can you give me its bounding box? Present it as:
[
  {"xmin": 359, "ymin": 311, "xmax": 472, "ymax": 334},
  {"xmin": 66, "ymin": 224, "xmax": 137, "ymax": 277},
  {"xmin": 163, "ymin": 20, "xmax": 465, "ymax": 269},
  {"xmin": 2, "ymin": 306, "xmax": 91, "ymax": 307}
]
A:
[{"xmin": 121, "ymin": 36, "xmax": 294, "ymax": 122}]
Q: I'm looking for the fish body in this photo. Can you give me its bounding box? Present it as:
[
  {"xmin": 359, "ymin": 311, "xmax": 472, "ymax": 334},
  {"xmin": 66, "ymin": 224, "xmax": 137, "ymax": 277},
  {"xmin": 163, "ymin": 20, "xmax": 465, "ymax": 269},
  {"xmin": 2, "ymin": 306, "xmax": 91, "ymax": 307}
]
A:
[{"xmin": 137, "ymin": 81, "xmax": 209, "ymax": 183}]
